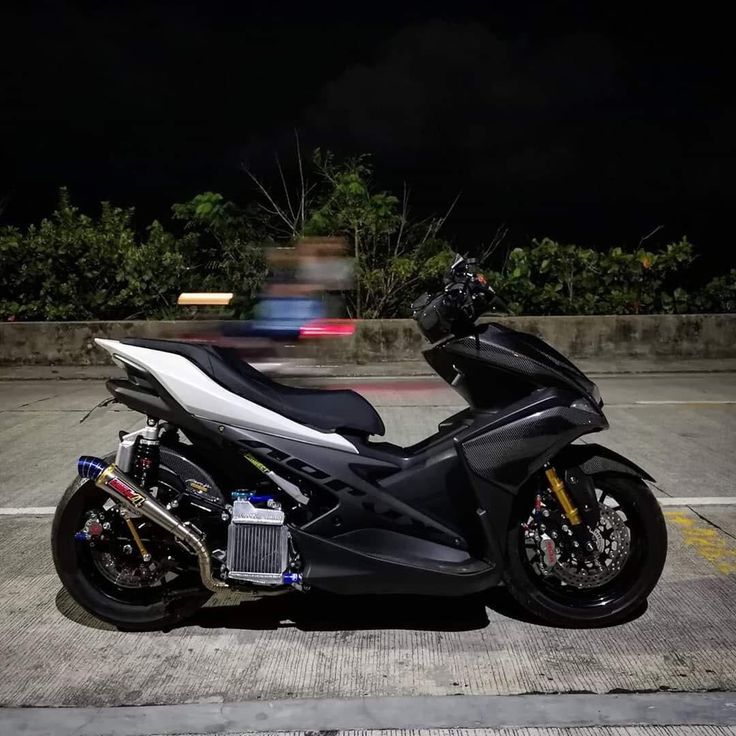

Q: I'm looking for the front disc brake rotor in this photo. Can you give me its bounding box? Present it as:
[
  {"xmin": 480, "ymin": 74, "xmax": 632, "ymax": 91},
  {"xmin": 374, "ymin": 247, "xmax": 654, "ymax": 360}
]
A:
[{"xmin": 552, "ymin": 504, "xmax": 631, "ymax": 588}]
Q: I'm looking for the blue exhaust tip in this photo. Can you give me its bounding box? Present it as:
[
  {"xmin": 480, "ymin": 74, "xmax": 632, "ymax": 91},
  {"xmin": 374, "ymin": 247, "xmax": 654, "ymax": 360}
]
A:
[{"xmin": 77, "ymin": 456, "xmax": 108, "ymax": 481}]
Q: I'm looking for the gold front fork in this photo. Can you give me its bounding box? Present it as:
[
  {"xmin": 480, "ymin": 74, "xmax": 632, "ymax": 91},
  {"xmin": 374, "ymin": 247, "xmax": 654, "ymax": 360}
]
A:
[{"xmin": 544, "ymin": 466, "xmax": 582, "ymax": 526}]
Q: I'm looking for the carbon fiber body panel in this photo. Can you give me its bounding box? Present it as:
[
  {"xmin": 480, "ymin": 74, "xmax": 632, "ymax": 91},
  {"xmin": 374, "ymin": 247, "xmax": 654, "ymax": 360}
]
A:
[
  {"xmin": 423, "ymin": 322, "xmax": 600, "ymax": 410},
  {"xmin": 458, "ymin": 390, "xmax": 608, "ymax": 492}
]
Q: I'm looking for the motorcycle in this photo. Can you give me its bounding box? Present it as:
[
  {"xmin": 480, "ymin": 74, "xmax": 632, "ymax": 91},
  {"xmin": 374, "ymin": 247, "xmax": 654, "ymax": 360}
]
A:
[{"xmin": 52, "ymin": 254, "xmax": 667, "ymax": 630}]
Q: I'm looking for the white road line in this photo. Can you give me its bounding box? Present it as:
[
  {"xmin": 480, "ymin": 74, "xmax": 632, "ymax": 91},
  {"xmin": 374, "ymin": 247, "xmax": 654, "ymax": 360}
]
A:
[
  {"xmin": 658, "ymin": 496, "xmax": 736, "ymax": 506},
  {"xmin": 1, "ymin": 498, "xmax": 735, "ymax": 516},
  {"xmin": 633, "ymin": 400, "xmax": 736, "ymax": 405},
  {"xmin": 0, "ymin": 506, "xmax": 56, "ymax": 515}
]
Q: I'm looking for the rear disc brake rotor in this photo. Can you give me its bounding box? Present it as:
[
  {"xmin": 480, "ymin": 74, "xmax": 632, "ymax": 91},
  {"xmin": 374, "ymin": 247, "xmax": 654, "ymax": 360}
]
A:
[{"xmin": 91, "ymin": 549, "xmax": 165, "ymax": 589}]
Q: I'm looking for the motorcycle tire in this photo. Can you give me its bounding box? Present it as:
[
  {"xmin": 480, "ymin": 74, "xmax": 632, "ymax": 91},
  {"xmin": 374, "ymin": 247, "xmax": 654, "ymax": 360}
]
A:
[
  {"xmin": 51, "ymin": 452, "xmax": 211, "ymax": 631},
  {"xmin": 503, "ymin": 473, "xmax": 667, "ymax": 628}
]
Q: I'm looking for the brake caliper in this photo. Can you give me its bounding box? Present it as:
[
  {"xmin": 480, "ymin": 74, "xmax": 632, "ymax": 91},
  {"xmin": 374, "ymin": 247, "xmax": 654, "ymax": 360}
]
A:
[{"xmin": 74, "ymin": 514, "xmax": 105, "ymax": 543}]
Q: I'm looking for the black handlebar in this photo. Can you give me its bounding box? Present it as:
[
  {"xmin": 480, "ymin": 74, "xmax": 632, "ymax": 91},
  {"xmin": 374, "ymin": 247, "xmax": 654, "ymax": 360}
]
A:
[{"xmin": 411, "ymin": 253, "xmax": 508, "ymax": 341}]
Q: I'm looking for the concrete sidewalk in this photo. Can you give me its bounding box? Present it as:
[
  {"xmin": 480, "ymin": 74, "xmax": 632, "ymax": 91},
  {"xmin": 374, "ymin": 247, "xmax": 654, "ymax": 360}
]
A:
[
  {"xmin": 0, "ymin": 507, "xmax": 735, "ymax": 709},
  {"xmin": 4, "ymin": 693, "xmax": 736, "ymax": 735}
]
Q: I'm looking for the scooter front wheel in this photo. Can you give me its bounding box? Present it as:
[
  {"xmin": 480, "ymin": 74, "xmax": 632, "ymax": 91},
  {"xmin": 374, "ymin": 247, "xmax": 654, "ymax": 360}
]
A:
[{"xmin": 503, "ymin": 473, "xmax": 667, "ymax": 627}]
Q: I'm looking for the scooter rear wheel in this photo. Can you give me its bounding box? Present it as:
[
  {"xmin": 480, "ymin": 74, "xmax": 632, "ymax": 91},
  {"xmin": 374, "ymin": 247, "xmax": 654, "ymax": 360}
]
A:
[
  {"xmin": 51, "ymin": 453, "xmax": 210, "ymax": 631},
  {"xmin": 503, "ymin": 473, "xmax": 667, "ymax": 627}
]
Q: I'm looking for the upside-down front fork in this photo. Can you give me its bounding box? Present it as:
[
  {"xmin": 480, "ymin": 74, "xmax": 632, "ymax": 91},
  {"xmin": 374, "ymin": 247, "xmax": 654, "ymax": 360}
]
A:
[
  {"xmin": 544, "ymin": 466, "xmax": 582, "ymax": 526},
  {"xmin": 544, "ymin": 465, "xmax": 595, "ymax": 554}
]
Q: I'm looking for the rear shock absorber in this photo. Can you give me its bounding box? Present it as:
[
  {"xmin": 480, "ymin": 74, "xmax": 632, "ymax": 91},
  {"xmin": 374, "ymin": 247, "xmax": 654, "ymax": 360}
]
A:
[{"xmin": 133, "ymin": 417, "xmax": 160, "ymax": 490}]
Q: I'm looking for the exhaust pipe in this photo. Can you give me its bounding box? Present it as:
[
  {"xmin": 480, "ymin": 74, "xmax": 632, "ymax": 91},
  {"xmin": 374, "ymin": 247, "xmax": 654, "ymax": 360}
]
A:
[{"xmin": 78, "ymin": 456, "xmax": 228, "ymax": 592}]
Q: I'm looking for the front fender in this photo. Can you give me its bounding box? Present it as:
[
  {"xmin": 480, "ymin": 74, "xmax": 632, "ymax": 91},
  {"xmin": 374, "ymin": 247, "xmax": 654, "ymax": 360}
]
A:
[{"xmin": 554, "ymin": 443, "xmax": 655, "ymax": 482}]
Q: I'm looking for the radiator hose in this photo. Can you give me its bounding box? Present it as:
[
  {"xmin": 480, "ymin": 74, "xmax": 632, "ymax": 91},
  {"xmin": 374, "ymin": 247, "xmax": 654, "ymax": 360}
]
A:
[{"xmin": 77, "ymin": 456, "xmax": 228, "ymax": 592}]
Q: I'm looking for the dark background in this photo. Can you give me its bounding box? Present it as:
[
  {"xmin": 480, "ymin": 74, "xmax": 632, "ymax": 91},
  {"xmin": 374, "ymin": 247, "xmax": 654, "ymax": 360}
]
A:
[{"xmin": 1, "ymin": 1, "xmax": 734, "ymax": 268}]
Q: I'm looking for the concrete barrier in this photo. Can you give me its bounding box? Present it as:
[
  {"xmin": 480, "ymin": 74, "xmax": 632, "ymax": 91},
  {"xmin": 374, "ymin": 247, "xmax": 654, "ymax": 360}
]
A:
[{"xmin": 0, "ymin": 315, "xmax": 735, "ymax": 365}]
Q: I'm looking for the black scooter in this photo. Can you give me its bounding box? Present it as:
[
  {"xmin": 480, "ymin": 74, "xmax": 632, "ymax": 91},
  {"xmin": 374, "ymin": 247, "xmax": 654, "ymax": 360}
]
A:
[{"xmin": 52, "ymin": 254, "xmax": 667, "ymax": 630}]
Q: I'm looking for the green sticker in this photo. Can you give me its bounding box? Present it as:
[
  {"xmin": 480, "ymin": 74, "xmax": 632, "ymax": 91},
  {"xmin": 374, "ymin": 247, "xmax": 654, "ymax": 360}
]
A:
[{"xmin": 244, "ymin": 453, "xmax": 270, "ymax": 474}]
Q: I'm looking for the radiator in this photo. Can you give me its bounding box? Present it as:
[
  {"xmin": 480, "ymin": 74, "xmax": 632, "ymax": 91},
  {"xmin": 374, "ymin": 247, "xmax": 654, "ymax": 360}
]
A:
[{"xmin": 225, "ymin": 498, "xmax": 289, "ymax": 585}]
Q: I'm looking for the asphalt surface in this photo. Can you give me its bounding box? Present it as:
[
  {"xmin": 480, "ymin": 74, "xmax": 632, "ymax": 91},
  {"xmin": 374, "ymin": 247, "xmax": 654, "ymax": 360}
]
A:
[{"xmin": 0, "ymin": 370, "xmax": 735, "ymax": 734}]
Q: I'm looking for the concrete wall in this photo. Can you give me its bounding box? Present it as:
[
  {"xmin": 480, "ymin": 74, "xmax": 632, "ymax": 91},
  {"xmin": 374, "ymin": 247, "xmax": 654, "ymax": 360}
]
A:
[
  {"xmin": 0, "ymin": 320, "xmax": 222, "ymax": 365},
  {"xmin": 1, "ymin": 315, "xmax": 735, "ymax": 365}
]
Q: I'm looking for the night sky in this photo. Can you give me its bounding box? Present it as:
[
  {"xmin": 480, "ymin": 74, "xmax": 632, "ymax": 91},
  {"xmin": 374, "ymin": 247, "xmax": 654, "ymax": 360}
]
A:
[{"xmin": 1, "ymin": 1, "xmax": 734, "ymax": 268}]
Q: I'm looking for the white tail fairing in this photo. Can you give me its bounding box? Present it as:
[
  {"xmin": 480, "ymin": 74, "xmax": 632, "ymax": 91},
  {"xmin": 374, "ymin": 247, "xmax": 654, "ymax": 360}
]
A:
[{"xmin": 95, "ymin": 339, "xmax": 357, "ymax": 453}]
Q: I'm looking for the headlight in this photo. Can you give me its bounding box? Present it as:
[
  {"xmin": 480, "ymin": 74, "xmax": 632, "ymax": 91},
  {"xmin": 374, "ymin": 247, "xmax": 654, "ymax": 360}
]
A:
[
  {"xmin": 570, "ymin": 398, "xmax": 599, "ymax": 414},
  {"xmin": 591, "ymin": 383, "xmax": 602, "ymax": 406}
]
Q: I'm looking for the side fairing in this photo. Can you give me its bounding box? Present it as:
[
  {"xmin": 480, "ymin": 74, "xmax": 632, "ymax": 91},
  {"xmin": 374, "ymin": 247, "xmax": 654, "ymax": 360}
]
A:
[
  {"xmin": 458, "ymin": 389, "xmax": 608, "ymax": 494},
  {"xmin": 207, "ymin": 421, "xmax": 469, "ymax": 550}
]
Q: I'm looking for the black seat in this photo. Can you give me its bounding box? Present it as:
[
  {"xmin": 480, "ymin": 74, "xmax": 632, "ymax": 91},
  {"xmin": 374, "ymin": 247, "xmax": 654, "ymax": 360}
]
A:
[{"xmin": 121, "ymin": 339, "xmax": 385, "ymax": 437}]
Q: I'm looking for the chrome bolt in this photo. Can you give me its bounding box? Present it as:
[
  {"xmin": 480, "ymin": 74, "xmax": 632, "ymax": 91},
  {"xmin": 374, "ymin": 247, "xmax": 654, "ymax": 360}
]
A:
[
  {"xmin": 122, "ymin": 544, "xmax": 133, "ymax": 555},
  {"xmin": 102, "ymin": 522, "xmax": 111, "ymax": 530},
  {"xmin": 221, "ymin": 511, "xmax": 229, "ymax": 522},
  {"xmin": 169, "ymin": 499, "xmax": 179, "ymax": 509}
]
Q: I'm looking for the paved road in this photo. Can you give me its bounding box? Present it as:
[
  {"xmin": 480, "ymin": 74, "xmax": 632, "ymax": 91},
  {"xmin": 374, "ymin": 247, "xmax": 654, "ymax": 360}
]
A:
[
  {"xmin": 2, "ymin": 371, "xmax": 734, "ymax": 507},
  {"xmin": 0, "ymin": 371, "xmax": 734, "ymax": 733}
]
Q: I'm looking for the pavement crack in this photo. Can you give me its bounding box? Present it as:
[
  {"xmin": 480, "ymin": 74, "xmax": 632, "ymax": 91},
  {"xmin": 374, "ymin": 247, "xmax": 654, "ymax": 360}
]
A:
[
  {"xmin": 649, "ymin": 481, "xmax": 674, "ymax": 498},
  {"xmin": 688, "ymin": 506, "xmax": 736, "ymax": 542},
  {"xmin": 16, "ymin": 395, "xmax": 55, "ymax": 409}
]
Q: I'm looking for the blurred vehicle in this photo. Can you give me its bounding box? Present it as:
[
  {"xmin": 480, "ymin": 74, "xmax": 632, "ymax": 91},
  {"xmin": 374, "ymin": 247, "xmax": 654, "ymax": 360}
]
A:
[
  {"xmin": 172, "ymin": 238, "xmax": 355, "ymax": 374},
  {"xmin": 174, "ymin": 295, "xmax": 356, "ymax": 374}
]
